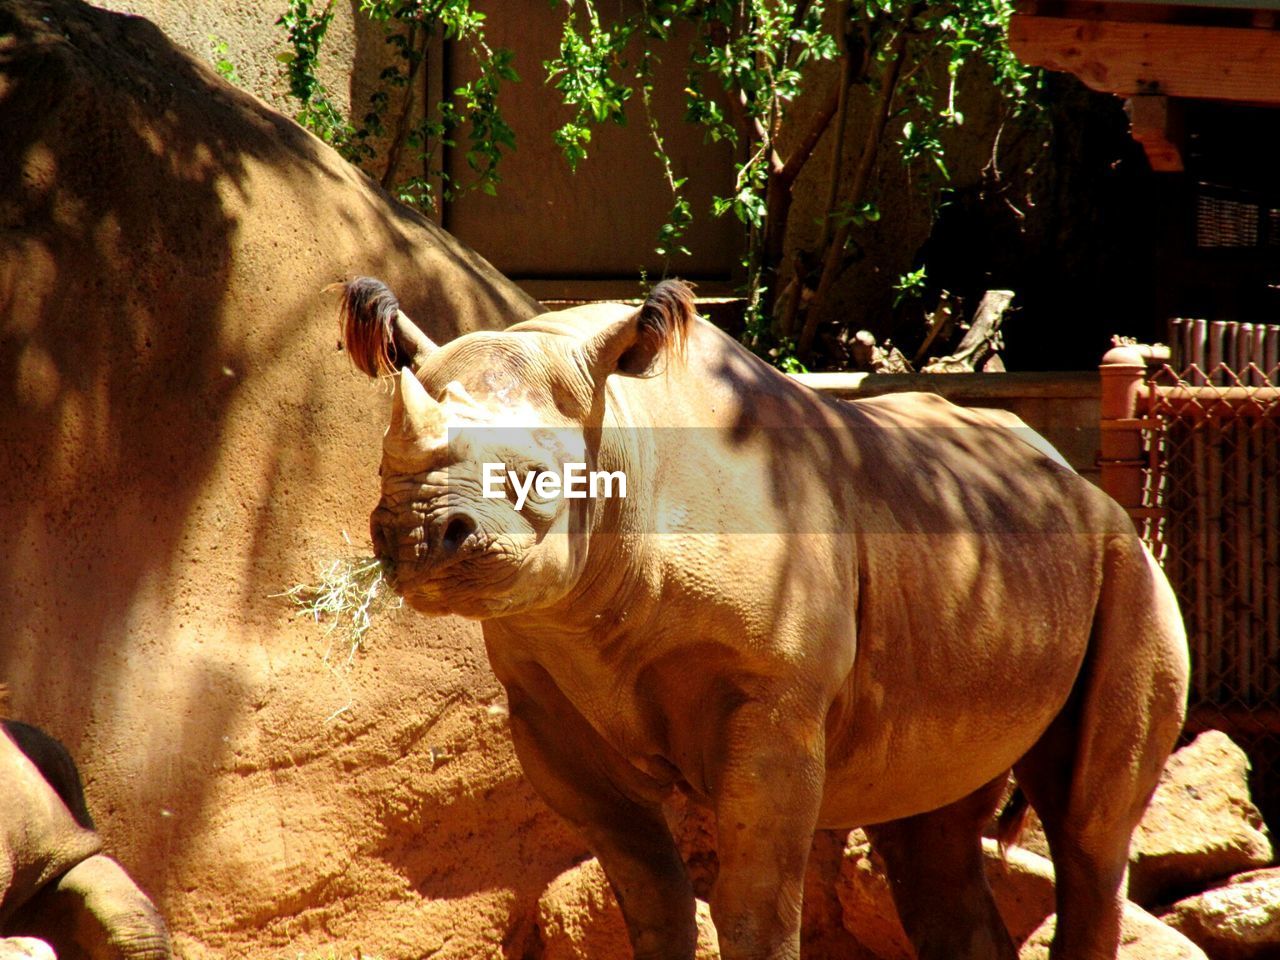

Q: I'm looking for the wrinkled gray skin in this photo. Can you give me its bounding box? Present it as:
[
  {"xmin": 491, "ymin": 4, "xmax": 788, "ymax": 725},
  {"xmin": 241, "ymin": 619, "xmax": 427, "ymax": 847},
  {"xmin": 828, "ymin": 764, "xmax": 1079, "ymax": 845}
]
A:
[
  {"xmin": 357, "ymin": 279, "xmax": 1189, "ymax": 960},
  {"xmin": 0, "ymin": 725, "xmax": 170, "ymax": 960}
]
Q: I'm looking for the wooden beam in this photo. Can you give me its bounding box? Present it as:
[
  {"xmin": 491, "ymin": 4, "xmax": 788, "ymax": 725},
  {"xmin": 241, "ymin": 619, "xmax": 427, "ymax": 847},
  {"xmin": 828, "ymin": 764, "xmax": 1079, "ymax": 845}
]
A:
[
  {"xmin": 1125, "ymin": 94, "xmax": 1184, "ymax": 172},
  {"xmin": 1010, "ymin": 15, "xmax": 1280, "ymax": 104}
]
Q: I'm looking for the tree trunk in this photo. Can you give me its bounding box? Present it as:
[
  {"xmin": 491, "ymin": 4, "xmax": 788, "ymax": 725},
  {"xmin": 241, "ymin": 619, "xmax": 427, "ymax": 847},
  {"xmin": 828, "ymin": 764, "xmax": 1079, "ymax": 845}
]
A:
[{"xmin": 921, "ymin": 290, "xmax": 1015, "ymax": 373}]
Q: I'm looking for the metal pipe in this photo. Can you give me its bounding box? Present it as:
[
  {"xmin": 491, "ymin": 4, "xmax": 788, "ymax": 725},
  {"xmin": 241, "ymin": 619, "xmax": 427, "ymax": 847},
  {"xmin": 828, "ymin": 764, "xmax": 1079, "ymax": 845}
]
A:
[
  {"xmin": 1249, "ymin": 419, "xmax": 1265, "ymax": 698},
  {"xmin": 1207, "ymin": 415, "xmax": 1224, "ymax": 699},
  {"xmin": 1193, "ymin": 418, "xmax": 1210, "ymax": 700},
  {"xmin": 1099, "ymin": 347, "xmax": 1147, "ymax": 511},
  {"xmin": 1171, "ymin": 318, "xmax": 1187, "ymax": 372},
  {"xmin": 1234, "ymin": 417, "xmax": 1250, "ymax": 697}
]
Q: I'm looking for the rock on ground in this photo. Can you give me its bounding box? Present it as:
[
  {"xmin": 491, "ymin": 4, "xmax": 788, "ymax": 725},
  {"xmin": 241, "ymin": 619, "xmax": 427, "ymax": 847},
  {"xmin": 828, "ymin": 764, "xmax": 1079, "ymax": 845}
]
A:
[
  {"xmin": 837, "ymin": 831, "xmax": 912, "ymax": 960},
  {"xmin": 537, "ymin": 858, "xmax": 720, "ymax": 960},
  {"xmin": 0, "ymin": 940, "xmax": 55, "ymax": 960},
  {"xmin": 1020, "ymin": 903, "xmax": 1208, "ymax": 960},
  {"xmin": 1128, "ymin": 731, "xmax": 1273, "ymax": 905},
  {"xmin": 1011, "ymin": 731, "xmax": 1273, "ymax": 908},
  {"xmin": 981, "ymin": 838, "xmax": 1057, "ymax": 943},
  {"xmin": 1159, "ymin": 867, "xmax": 1280, "ymax": 960}
]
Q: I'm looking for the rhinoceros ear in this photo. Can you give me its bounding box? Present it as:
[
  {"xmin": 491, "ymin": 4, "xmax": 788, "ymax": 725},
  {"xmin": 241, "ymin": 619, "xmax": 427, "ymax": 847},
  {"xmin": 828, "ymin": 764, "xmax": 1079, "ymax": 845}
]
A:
[
  {"xmin": 394, "ymin": 310, "xmax": 439, "ymax": 369},
  {"xmin": 336, "ymin": 277, "xmax": 439, "ymax": 377},
  {"xmin": 387, "ymin": 366, "xmax": 447, "ymax": 451},
  {"xmin": 579, "ymin": 279, "xmax": 696, "ymax": 381}
]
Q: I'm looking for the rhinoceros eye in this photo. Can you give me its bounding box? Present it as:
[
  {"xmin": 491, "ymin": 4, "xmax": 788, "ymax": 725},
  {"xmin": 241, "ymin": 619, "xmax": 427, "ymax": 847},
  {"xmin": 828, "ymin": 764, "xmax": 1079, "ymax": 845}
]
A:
[
  {"xmin": 500, "ymin": 460, "xmax": 560, "ymax": 521},
  {"xmin": 518, "ymin": 462, "xmax": 554, "ymax": 500}
]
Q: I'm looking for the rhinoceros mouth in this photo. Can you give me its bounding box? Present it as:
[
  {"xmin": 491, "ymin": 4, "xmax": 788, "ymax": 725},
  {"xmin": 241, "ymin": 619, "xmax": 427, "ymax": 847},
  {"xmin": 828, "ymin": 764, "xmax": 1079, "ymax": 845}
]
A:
[
  {"xmin": 382, "ymin": 535, "xmax": 527, "ymax": 620},
  {"xmin": 392, "ymin": 566, "xmax": 521, "ymax": 618},
  {"xmin": 402, "ymin": 590, "xmax": 518, "ymax": 619}
]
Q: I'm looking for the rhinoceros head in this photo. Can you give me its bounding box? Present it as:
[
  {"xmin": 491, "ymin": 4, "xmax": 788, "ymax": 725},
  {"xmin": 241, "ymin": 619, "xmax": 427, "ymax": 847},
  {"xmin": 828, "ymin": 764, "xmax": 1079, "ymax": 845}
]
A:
[{"xmin": 368, "ymin": 281, "xmax": 694, "ymax": 619}]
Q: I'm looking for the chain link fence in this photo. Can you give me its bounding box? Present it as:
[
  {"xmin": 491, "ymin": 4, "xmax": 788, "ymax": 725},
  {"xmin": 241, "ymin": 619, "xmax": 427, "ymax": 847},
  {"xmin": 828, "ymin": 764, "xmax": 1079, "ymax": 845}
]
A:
[{"xmin": 1131, "ymin": 359, "xmax": 1280, "ymax": 828}]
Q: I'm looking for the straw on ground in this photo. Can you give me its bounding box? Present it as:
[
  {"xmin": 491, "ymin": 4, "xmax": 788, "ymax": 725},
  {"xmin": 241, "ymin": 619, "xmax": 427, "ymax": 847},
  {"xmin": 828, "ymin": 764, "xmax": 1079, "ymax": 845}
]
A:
[{"xmin": 276, "ymin": 554, "xmax": 400, "ymax": 667}]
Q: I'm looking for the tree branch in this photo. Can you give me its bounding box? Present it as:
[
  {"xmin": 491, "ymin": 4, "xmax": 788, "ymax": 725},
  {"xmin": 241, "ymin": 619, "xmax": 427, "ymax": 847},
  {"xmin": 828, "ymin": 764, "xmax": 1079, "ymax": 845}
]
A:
[
  {"xmin": 778, "ymin": 81, "xmax": 841, "ymax": 187},
  {"xmin": 816, "ymin": 0, "xmax": 853, "ymax": 253},
  {"xmin": 797, "ymin": 26, "xmax": 910, "ymax": 360},
  {"xmin": 381, "ymin": 21, "xmax": 428, "ymax": 191}
]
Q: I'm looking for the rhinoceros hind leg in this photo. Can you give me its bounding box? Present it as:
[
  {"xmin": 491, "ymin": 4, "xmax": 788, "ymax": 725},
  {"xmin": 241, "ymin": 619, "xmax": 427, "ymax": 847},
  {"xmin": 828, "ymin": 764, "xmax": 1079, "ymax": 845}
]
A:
[
  {"xmin": 866, "ymin": 774, "xmax": 1017, "ymax": 960},
  {"xmin": 1011, "ymin": 537, "xmax": 1188, "ymax": 960}
]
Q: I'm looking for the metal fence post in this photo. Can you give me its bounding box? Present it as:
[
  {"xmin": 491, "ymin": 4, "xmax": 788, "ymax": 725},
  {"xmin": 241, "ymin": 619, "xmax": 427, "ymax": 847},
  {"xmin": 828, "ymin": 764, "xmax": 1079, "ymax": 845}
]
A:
[{"xmin": 1099, "ymin": 346, "xmax": 1147, "ymax": 512}]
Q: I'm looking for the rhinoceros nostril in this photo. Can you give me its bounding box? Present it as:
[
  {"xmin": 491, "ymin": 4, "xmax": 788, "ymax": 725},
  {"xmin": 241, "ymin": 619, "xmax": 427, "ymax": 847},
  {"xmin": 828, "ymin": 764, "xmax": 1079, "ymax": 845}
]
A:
[{"xmin": 441, "ymin": 514, "xmax": 476, "ymax": 555}]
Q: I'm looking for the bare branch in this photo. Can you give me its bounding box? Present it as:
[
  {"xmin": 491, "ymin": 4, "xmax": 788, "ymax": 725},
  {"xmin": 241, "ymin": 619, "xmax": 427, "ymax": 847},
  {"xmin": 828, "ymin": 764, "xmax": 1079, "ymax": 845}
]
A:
[
  {"xmin": 797, "ymin": 26, "xmax": 911, "ymax": 360},
  {"xmin": 816, "ymin": 0, "xmax": 853, "ymax": 253},
  {"xmin": 380, "ymin": 22, "xmax": 428, "ymax": 191}
]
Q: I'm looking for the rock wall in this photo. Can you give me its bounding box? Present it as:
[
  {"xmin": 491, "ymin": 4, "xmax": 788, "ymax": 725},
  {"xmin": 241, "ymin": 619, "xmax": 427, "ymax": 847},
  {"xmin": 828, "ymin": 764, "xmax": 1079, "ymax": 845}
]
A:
[{"xmin": 0, "ymin": 2, "xmax": 588, "ymax": 957}]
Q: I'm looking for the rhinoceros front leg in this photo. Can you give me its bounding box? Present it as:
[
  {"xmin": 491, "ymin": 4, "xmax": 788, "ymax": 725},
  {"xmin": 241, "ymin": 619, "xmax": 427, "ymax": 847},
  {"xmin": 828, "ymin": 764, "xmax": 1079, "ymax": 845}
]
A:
[
  {"xmin": 9, "ymin": 854, "xmax": 171, "ymax": 960},
  {"xmin": 503, "ymin": 669, "xmax": 698, "ymax": 960},
  {"xmin": 707, "ymin": 702, "xmax": 826, "ymax": 960}
]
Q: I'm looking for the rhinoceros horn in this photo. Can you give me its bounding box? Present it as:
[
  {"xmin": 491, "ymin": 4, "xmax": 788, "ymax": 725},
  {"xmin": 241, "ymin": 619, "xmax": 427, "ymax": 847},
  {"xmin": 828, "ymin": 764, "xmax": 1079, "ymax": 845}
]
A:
[{"xmin": 387, "ymin": 366, "xmax": 447, "ymax": 452}]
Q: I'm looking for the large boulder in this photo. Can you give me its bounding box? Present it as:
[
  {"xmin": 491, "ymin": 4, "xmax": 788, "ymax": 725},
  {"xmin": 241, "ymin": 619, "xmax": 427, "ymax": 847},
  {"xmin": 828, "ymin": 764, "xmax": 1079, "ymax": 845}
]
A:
[
  {"xmin": 0, "ymin": 1, "xmax": 580, "ymax": 957},
  {"xmin": 1020, "ymin": 903, "xmax": 1208, "ymax": 960},
  {"xmin": 981, "ymin": 839, "xmax": 1057, "ymax": 943},
  {"xmin": 1160, "ymin": 867, "xmax": 1280, "ymax": 959},
  {"xmin": 1128, "ymin": 731, "xmax": 1273, "ymax": 905},
  {"xmin": 537, "ymin": 858, "xmax": 721, "ymax": 960}
]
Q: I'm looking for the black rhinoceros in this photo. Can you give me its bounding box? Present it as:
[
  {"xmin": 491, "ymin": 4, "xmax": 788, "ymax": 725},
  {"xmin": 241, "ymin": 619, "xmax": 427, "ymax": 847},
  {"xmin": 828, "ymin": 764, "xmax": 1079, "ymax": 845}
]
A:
[{"xmin": 341, "ymin": 278, "xmax": 1188, "ymax": 960}]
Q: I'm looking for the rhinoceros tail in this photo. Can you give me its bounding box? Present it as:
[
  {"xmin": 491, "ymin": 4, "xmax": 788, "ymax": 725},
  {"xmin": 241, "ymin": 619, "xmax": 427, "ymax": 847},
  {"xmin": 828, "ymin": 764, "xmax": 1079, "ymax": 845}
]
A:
[
  {"xmin": 335, "ymin": 276, "xmax": 404, "ymax": 378},
  {"xmin": 994, "ymin": 783, "xmax": 1030, "ymax": 855},
  {"xmin": 636, "ymin": 278, "xmax": 696, "ymax": 367}
]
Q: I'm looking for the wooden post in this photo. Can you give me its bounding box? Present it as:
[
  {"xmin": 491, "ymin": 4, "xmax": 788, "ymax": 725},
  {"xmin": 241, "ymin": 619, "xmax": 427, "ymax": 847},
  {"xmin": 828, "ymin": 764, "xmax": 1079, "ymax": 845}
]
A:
[
  {"xmin": 1125, "ymin": 95, "xmax": 1184, "ymax": 173},
  {"xmin": 1099, "ymin": 346, "xmax": 1147, "ymax": 511}
]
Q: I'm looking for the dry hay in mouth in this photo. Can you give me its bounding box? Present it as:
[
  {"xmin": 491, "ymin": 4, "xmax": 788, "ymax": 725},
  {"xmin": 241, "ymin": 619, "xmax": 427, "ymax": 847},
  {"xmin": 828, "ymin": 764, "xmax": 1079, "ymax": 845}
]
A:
[{"xmin": 276, "ymin": 554, "xmax": 401, "ymax": 667}]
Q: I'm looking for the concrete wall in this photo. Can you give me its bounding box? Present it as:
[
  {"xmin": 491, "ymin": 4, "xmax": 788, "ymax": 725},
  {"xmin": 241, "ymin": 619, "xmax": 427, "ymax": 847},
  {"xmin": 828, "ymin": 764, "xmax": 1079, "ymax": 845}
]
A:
[{"xmin": 798, "ymin": 371, "xmax": 1103, "ymax": 485}]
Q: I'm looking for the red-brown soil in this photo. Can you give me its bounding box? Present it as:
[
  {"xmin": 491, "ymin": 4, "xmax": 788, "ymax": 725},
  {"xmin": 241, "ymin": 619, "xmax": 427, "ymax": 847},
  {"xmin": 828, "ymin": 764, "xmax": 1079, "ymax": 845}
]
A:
[{"xmin": 0, "ymin": 1, "xmax": 589, "ymax": 955}]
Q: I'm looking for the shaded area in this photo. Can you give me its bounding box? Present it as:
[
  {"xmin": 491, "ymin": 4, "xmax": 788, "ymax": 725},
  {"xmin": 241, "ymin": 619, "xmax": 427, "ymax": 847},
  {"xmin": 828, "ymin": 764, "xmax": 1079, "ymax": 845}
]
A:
[{"xmin": 916, "ymin": 76, "xmax": 1166, "ymax": 371}]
